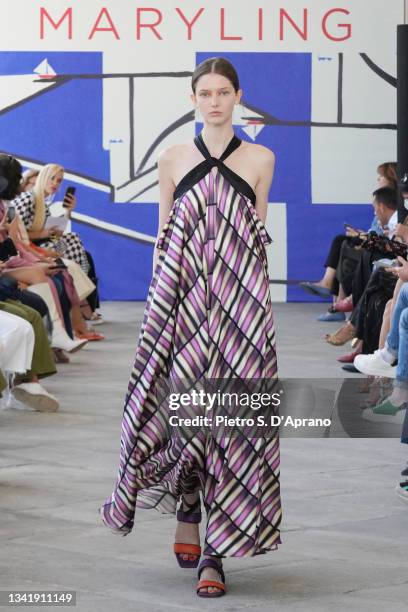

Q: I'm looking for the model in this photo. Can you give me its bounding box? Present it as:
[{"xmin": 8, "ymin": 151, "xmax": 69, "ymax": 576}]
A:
[{"xmin": 100, "ymin": 56, "xmax": 282, "ymax": 598}]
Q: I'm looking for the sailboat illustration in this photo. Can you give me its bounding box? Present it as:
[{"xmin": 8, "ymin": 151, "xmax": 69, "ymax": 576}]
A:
[
  {"xmin": 33, "ymin": 59, "xmax": 57, "ymax": 80},
  {"xmin": 241, "ymin": 120, "xmax": 265, "ymax": 141},
  {"xmin": 232, "ymin": 105, "xmax": 265, "ymax": 141}
]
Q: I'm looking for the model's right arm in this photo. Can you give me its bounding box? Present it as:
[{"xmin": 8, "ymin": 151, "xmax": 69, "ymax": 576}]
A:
[{"xmin": 153, "ymin": 148, "xmax": 176, "ymax": 273}]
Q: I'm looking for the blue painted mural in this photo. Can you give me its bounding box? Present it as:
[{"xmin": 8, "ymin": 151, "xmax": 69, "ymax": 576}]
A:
[{"xmin": 0, "ymin": 51, "xmax": 380, "ymax": 301}]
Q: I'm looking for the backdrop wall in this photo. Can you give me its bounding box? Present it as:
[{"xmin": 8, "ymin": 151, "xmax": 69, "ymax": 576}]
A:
[{"xmin": 0, "ymin": 0, "xmax": 403, "ymax": 301}]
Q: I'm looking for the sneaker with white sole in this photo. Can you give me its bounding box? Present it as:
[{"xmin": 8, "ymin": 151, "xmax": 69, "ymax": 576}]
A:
[
  {"xmin": 372, "ymin": 399, "xmax": 407, "ymax": 415},
  {"xmin": 12, "ymin": 383, "xmax": 59, "ymax": 412},
  {"xmin": 354, "ymin": 350, "xmax": 397, "ymax": 378},
  {"xmin": 361, "ymin": 407, "xmax": 405, "ymax": 425},
  {"xmin": 395, "ymin": 480, "xmax": 408, "ymax": 503}
]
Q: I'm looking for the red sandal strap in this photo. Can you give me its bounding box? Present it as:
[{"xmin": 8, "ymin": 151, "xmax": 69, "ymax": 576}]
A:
[
  {"xmin": 174, "ymin": 543, "xmax": 201, "ymax": 555},
  {"xmin": 197, "ymin": 580, "xmax": 226, "ymax": 593}
]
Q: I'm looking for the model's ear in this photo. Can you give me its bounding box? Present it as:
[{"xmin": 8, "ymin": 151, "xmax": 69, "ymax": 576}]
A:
[
  {"xmin": 235, "ymin": 88, "xmax": 243, "ymax": 105},
  {"xmin": 190, "ymin": 92, "xmax": 197, "ymax": 108}
]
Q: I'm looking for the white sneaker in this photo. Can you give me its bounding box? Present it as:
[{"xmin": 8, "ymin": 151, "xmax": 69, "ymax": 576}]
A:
[
  {"xmin": 12, "ymin": 383, "xmax": 59, "ymax": 412},
  {"xmin": 395, "ymin": 481, "xmax": 408, "ymax": 503},
  {"xmin": 361, "ymin": 407, "xmax": 405, "ymax": 424},
  {"xmin": 354, "ymin": 350, "xmax": 397, "ymax": 378},
  {"xmin": 51, "ymin": 329, "xmax": 88, "ymax": 353}
]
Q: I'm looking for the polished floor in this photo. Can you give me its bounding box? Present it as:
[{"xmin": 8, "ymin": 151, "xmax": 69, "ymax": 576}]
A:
[{"xmin": 0, "ymin": 302, "xmax": 407, "ymax": 611}]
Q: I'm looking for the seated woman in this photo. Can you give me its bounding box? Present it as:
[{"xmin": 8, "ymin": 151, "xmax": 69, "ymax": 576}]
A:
[
  {"xmin": 300, "ymin": 162, "xmax": 397, "ymax": 321},
  {"xmin": 2, "ymin": 154, "xmax": 103, "ymax": 341},
  {"xmin": 0, "ymin": 303, "xmax": 58, "ymax": 412},
  {"xmin": 19, "ymin": 166, "xmax": 102, "ymax": 324},
  {"xmin": 7, "ymin": 205, "xmax": 104, "ymax": 342},
  {"xmin": 12, "ymin": 163, "xmax": 90, "ymax": 271},
  {"xmin": 0, "ymin": 155, "xmax": 89, "ymax": 353}
]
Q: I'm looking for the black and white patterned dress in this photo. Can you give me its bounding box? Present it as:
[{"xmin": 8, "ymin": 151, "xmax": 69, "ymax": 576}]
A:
[{"xmin": 12, "ymin": 191, "xmax": 89, "ymax": 273}]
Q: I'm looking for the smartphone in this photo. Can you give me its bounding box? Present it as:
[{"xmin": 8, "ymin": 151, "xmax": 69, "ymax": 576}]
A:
[
  {"xmin": 6, "ymin": 206, "xmax": 16, "ymax": 223},
  {"xmin": 63, "ymin": 186, "xmax": 76, "ymax": 208}
]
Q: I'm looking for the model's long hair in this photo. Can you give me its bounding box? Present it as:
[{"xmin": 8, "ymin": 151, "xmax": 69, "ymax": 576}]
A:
[
  {"xmin": 32, "ymin": 163, "xmax": 64, "ymax": 231},
  {"xmin": 191, "ymin": 57, "xmax": 240, "ymax": 93}
]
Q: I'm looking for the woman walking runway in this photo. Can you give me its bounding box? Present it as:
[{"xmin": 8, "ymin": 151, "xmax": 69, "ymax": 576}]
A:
[{"xmin": 101, "ymin": 56, "xmax": 282, "ymax": 598}]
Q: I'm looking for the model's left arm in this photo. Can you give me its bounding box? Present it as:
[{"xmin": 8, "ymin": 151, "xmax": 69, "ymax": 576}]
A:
[{"xmin": 254, "ymin": 148, "xmax": 275, "ymax": 224}]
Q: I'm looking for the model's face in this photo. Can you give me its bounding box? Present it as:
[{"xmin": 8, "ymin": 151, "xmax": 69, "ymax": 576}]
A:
[
  {"xmin": 45, "ymin": 170, "xmax": 63, "ymax": 196},
  {"xmin": 191, "ymin": 73, "xmax": 241, "ymax": 125}
]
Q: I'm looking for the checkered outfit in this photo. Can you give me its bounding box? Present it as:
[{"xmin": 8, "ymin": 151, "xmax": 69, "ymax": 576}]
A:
[{"xmin": 13, "ymin": 191, "xmax": 89, "ymax": 273}]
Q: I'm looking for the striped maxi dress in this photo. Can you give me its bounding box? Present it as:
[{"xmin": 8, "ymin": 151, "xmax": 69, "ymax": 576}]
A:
[{"xmin": 100, "ymin": 132, "xmax": 282, "ymax": 557}]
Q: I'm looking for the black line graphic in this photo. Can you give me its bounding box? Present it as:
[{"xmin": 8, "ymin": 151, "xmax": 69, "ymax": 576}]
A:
[
  {"xmin": 6, "ymin": 68, "xmax": 394, "ymax": 133},
  {"xmin": 337, "ymin": 53, "xmax": 343, "ymax": 124},
  {"xmin": 35, "ymin": 71, "xmax": 194, "ymax": 81},
  {"xmin": 242, "ymin": 101, "xmax": 395, "ymax": 130},
  {"xmin": 117, "ymin": 163, "xmax": 157, "ymax": 191},
  {"xmin": 129, "ymin": 77, "xmax": 135, "ymax": 180},
  {"xmin": 136, "ymin": 111, "xmax": 195, "ymax": 174},
  {"xmin": 126, "ymin": 180, "xmax": 159, "ymax": 202},
  {"xmin": 1, "ymin": 151, "xmax": 113, "ymax": 191},
  {"xmin": 0, "ymin": 80, "xmax": 68, "ymax": 117},
  {"xmin": 359, "ymin": 53, "xmax": 397, "ymax": 88},
  {"xmin": 1, "ymin": 60, "xmax": 396, "ymax": 206}
]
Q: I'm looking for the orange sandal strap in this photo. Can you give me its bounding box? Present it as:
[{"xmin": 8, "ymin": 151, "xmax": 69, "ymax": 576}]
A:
[
  {"xmin": 174, "ymin": 543, "xmax": 201, "ymax": 555},
  {"xmin": 197, "ymin": 580, "xmax": 226, "ymax": 593}
]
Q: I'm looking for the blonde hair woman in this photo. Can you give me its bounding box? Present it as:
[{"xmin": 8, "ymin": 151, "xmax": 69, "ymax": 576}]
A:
[{"xmin": 12, "ymin": 164, "xmax": 89, "ymax": 272}]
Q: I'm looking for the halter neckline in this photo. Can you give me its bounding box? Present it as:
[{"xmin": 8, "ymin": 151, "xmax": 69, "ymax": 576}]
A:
[
  {"xmin": 194, "ymin": 131, "xmax": 242, "ymax": 163},
  {"xmin": 173, "ymin": 131, "xmax": 257, "ymax": 205}
]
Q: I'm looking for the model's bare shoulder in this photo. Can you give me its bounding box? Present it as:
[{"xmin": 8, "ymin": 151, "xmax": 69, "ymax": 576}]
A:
[
  {"xmin": 158, "ymin": 142, "xmax": 195, "ymax": 163},
  {"xmin": 242, "ymin": 141, "xmax": 275, "ymax": 164},
  {"xmin": 158, "ymin": 144, "xmax": 185, "ymax": 166}
]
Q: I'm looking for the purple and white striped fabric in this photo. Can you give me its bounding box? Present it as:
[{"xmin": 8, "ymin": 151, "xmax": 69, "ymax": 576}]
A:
[{"xmin": 100, "ymin": 133, "xmax": 282, "ymax": 557}]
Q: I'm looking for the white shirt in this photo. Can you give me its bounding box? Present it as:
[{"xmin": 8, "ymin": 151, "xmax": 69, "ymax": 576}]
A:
[{"xmin": 384, "ymin": 211, "xmax": 398, "ymax": 238}]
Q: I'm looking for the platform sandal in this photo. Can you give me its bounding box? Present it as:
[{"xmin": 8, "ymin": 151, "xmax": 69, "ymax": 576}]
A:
[
  {"xmin": 196, "ymin": 557, "xmax": 226, "ymax": 598},
  {"xmin": 173, "ymin": 497, "xmax": 202, "ymax": 568},
  {"xmin": 325, "ymin": 322, "xmax": 356, "ymax": 346}
]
